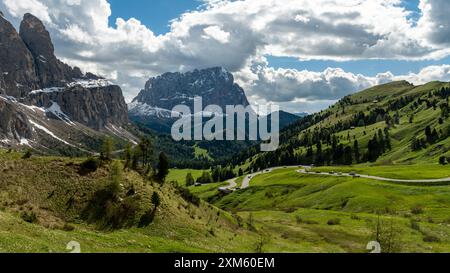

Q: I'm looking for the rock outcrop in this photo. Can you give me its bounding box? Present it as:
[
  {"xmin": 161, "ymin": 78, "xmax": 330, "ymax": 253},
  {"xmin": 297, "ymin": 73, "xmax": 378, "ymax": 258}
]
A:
[
  {"xmin": 19, "ymin": 13, "xmax": 83, "ymax": 88},
  {"xmin": 132, "ymin": 67, "xmax": 250, "ymax": 113},
  {"xmin": 0, "ymin": 13, "xmax": 128, "ymax": 131},
  {"xmin": 0, "ymin": 98, "xmax": 33, "ymax": 142},
  {"xmin": 0, "ymin": 13, "xmax": 131, "ymax": 152},
  {"xmin": 26, "ymin": 84, "xmax": 128, "ymax": 129},
  {"xmin": 0, "ymin": 14, "xmax": 40, "ymax": 97}
]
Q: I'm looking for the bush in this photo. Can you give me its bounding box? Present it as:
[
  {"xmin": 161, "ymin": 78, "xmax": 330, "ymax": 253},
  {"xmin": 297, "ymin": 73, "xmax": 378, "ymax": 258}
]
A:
[
  {"xmin": 138, "ymin": 209, "xmax": 155, "ymax": 227},
  {"xmin": 79, "ymin": 157, "xmax": 100, "ymax": 175},
  {"xmin": 265, "ymin": 192, "xmax": 274, "ymax": 198},
  {"xmin": 20, "ymin": 211, "xmax": 37, "ymax": 223},
  {"xmin": 423, "ymin": 234, "xmax": 440, "ymax": 243},
  {"xmin": 22, "ymin": 149, "xmax": 32, "ymax": 159},
  {"xmin": 82, "ymin": 185, "xmax": 139, "ymax": 230},
  {"xmin": 410, "ymin": 220, "xmax": 421, "ymax": 231},
  {"xmin": 411, "ymin": 206, "xmax": 424, "ymax": 215},
  {"xmin": 327, "ymin": 218, "xmax": 341, "ymax": 226},
  {"xmin": 62, "ymin": 223, "xmax": 75, "ymax": 231}
]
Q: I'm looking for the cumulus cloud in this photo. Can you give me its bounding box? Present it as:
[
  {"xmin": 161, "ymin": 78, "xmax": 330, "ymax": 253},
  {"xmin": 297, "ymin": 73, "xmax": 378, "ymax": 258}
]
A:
[
  {"xmin": 0, "ymin": 0, "xmax": 449, "ymax": 111},
  {"xmin": 417, "ymin": 0, "xmax": 450, "ymax": 46}
]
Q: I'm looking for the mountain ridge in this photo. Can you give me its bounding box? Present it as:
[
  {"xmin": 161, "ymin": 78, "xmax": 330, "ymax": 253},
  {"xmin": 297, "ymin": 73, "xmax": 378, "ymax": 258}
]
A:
[{"xmin": 0, "ymin": 13, "xmax": 133, "ymax": 152}]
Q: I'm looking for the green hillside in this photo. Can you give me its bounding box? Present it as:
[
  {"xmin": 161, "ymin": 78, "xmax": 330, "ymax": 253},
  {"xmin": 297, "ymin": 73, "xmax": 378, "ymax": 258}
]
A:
[
  {"xmin": 0, "ymin": 150, "xmax": 265, "ymax": 253},
  {"xmin": 239, "ymin": 81, "xmax": 450, "ymax": 171},
  {"xmin": 190, "ymin": 167, "xmax": 450, "ymax": 253}
]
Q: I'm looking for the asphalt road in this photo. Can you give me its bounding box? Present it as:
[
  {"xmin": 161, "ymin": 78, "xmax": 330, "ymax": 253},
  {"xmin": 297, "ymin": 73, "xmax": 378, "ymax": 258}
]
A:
[
  {"xmin": 220, "ymin": 165, "xmax": 450, "ymax": 192},
  {"xmin": 297, "ymin": 168, "xmax": 450, "ymax": 184}
]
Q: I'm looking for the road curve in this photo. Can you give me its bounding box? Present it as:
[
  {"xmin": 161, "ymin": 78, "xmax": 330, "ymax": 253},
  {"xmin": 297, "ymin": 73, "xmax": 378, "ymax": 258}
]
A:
[
  {"xmin": 220, "ymin": 178, "xmax": 237, "ymax": 192},
  {"xmin": 220, "ymin": 165, "xmax": 450, "ymax": 193},
  {"xmin": 297, "ymin": 169, "xmax": 450, "ymax": 184}
]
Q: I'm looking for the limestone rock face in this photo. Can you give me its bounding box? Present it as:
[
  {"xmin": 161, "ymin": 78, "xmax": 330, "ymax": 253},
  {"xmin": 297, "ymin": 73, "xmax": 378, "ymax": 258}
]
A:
[
  {"xmin": 0, "ymin": 98, "xmax": 33, "ymax": 142},
  {"xmin": 132, "ymin": 67, "xmax": 250, "ymax": 113},
  {"xmin": 0, "ymin": 12, "xmax": 131, "ymax": 154},
  {"xmin": 19, "ymin": 13, "xmax": 83, "ymax": 88},
  {"xmin": 25, "ymin": 84, "xmax": 128, "ymax": 130},
  {"xmin": 0, "ymin": 15, "xmax": 40, "ymax": 97}
]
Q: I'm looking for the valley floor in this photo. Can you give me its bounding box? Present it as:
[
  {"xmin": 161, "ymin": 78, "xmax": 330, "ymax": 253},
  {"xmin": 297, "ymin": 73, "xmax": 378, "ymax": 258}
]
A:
[
  {"xmin": 2, "ymin": 147, "xmax": 450, "ymax": 253},
  {"xmin": 182, "ymin": 165, "xmax": 450, "ymax": 253}
]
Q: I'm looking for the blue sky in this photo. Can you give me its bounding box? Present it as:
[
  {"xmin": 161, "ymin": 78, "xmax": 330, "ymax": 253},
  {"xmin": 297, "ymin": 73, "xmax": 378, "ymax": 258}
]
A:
[
  {"xmin": 106, "ymin": 0, "xmax": 445, "ymax": 77},
  {"xmin": 3, "ymin": 0, "xmax": 449, "ymax": 113},
  {"xmin": 108, "ymin": 0, "xmax": 201, "ymax": 35}
]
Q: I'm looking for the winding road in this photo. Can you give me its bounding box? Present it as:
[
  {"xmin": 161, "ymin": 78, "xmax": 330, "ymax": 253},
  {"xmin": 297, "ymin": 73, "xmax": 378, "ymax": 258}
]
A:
[
  {"xmin": 219, "ymin": 165, "xmax": 450, "ymax": 193},
  {"xmin": 221, "ymin": 167, "xmax": 290, "ymax": 192},
  {"xmin": 297, "ymin": 168, "xmax": 450, "ymax": 184}
]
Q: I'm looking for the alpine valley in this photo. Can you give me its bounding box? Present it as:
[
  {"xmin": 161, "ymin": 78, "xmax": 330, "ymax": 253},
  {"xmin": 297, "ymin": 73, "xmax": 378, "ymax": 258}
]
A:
[{"xmin": 2, "ymin": 11, "xmax": 450, "ymax": 254}]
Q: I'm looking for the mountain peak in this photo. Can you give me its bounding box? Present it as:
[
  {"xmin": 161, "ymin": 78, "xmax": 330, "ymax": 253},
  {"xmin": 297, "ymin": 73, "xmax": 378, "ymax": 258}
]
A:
[
  {"xmin": 20, "ymin": 13, "xmax": 55, "ymax": 62},
  {"xmin": 19, "ymin": 13, "xmax": 84, "ymax": 88},
  {"xmin": 0, "ymin": 12, "xmax": 40, "ymax": 97},
  {"xmin": 133, "ymin": 67, "xmax": 248, "ymax": 114}
]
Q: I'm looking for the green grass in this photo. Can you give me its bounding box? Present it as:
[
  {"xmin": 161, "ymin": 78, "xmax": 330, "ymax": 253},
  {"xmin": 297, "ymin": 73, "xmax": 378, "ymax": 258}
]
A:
[
  {"xmin": 3, "ymin": 150, "xmax": 450, "ymax": 252},
  {"xmin": 313, "ymin": 164, "xmax": 450, "ymax": 180},
  {"xmin": 193, "ymin": 144, "xmax": 213, "ymax": 161},
  {"xmin": 0, "ymin": 151, "xmax": 265, "ymax": 253},
  {"xmin": 198, "ymin": 167, "xmax": 450, "ymax": 252},
  {"xmin": 166, "ymin": 169, "xmax": 205, "ymax": 186}
]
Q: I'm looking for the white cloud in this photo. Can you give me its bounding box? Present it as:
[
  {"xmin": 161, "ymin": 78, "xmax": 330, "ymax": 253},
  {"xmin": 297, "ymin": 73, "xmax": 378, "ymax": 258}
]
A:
[
  {"xmin": 202, "ymin": 25, "xmax": 230, "ymax": 43},
  {"xmin": 417, "ymin": 0, "xmax": 450, "ymax": 46},
  {"xmin": 0, "ymin": 0, "xmax": 449, "ymax": 111}
]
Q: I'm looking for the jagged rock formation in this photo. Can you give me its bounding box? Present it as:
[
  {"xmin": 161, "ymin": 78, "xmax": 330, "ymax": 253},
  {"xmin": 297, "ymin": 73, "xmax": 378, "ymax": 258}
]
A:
[
  {"xmin": 0, "ymin": 14, "xmax": 40, "ymax": 97},
  {"xmin": 0, "ymin": 98, "xmax": 33, "ymax": 143},
  {"xmin": 131, "ymin": 67, "xmax": 250, "ymax": 113},
  {"xmin": 129, "ymin": 67, "xmax": 252, "ymax": 134},
  {"xmin": 26, "ymin": 84, "xmax": 128, "ymax": 129},
  {"xmin": 0, "ymin": 13, "xmax": 132, "ymax": 151},
  {"xmin": 19, "ymin": 13, "xmax": 83, "ymax": 88}
]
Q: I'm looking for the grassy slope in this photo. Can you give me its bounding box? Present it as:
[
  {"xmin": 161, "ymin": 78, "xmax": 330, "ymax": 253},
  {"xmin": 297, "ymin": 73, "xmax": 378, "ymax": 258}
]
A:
[
  {"xmin": 0, "ymin": 150, "xmax": 264, "ymax": 253},
  {"xmin": 327, "ymin": 81, "xmax": 450, "ymax": 164},
  {"xmin": 196, "ymin": 167, "xmax": 450, "ymax": 253},
  {"xmin": 166, "ymin": 168, "xmax": 205, "ymax": 186},
  {"xmin": 313, "ymin": 164, "xmax": 450, "ymax": 180},
  {"xmin": 247, "ymin": 81, "xmax": 450, "ymax": 167}
]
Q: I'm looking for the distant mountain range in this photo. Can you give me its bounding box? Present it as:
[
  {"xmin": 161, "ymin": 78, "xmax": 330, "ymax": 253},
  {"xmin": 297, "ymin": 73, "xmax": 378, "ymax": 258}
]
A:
[
  {"xmin": 0, "ymin": 12, "xmax": 304, "ymax": 163},
  {"xmin": 129, "ymin": 67, "xmax": 303, "ymax": 135}
]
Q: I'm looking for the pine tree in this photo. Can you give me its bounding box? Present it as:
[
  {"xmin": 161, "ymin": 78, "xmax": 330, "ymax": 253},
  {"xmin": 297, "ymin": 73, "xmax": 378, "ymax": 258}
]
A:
[
  {"xmin": 186, "ymin": 173, "xmax": 195, "ymax": 186},
  {"xmin": 151, "ymin": 192, "xmax": 161, "ymax": 208},
  {"xmin": 101, "ymin": 137, "xmax": 114, "ymax": 161},
  {"xmin": 343, "ymin": 146, "xmax": 353, "ymax": 165},
  {"xmin": 354, "ymin": 140, "xmax": 360, "ymax": 163},
  {"xmin": 123, "ymin": 143, "xmax": 132, "ymax": 170},
  {"xmin": 139, "ymin": 137, "xmax": 153, "ymax": 169},
  {"xmin": 157, "ymin": 152, "xmax": 169, "ymax": 182}
]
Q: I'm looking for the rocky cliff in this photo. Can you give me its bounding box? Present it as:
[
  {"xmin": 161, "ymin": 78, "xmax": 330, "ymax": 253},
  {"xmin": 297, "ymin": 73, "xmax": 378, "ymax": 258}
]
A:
[
  {"xmin": 0, "ymin": 13, "xmax": 128, "ymax": 130},
  {"xmin": 0, "ymin": 97, "xmax": 33, "ymax": 143},
  {"xmin": 0, "ymin": 14, "xmax": 40, "ymax": 97},
  {"xmin": 19, "ymin": 13, "xmax": 84, "ymax": 88},
  {"xmin": 25, "ymin": 83, "xmax": 128, "ymax": 130},
  {"xmin": 131, "ymin": 67, "xmax": 250, "ymax": 113},
  {"xmin": 0, "ymin": 13, "xmax": 132, "ymax": 151}
]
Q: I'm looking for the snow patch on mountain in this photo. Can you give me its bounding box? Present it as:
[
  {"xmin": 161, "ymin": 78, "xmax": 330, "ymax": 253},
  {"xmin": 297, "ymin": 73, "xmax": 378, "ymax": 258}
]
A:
[
  {"xmin": 28, "ymin": 119, "xmax": 73, "ymax": 146},
  {"xmin": 45, "ymin": 102, "xmax": 75, "ymax": 126},
  {"xmin": 68, "ymin": 79, "xmax": 113, "ymax": 89},
  {"xmin": 128, "ymin": 101, "xmax": 182, "ymax": 119},
  {"xmin": 30, "ymin": 87, "xmax": 65, "ymax": 95}
]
